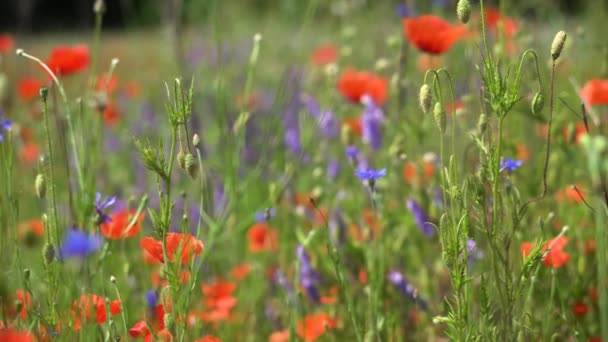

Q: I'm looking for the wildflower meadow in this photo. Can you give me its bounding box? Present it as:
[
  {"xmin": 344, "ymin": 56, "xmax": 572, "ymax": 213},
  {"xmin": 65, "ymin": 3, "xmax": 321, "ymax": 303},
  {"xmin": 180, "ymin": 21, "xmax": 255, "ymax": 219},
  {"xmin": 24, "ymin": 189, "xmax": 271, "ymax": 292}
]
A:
[{"xmin": 0, "ymin": 0, "xmax": 607, "ymax": 341}]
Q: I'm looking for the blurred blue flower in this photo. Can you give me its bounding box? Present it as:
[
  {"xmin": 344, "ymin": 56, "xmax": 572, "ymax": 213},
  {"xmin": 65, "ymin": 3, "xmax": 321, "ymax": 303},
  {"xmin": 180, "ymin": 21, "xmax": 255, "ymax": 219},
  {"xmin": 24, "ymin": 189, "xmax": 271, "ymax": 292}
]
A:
[
  {"xmin": 95, "ymin": 192, "xmax": 116, "ymax": 224},
  {"xmin": 346, "ymin": 145, "xmax": 359, "ymax": 160},
  {"xmin": 255, "ymin": 208, "xmax": 276, "ymax": 222},
  {"xmin": 145, "ymin": 290, "xmax": 158, "ymax": 310},
  {"xmin": 361, "ymin": 96, "xmax": 384, "ymax": 151},
  {"xmin": 395, "ymin": 4, "xmax": 416, "ymax": 18},
  {"xmin": 0, "ymin": 109, "xmax": 12, "ymax": 142},
  {"xmin": 355, "ymin": 168, "xmax": 387, "ymax": 181},
  {"xmin": 296, "ymin": 244, "xmax": 322, "ymax": 304},
  {"xmin": 500, "ymin": 157, "xmax": 523, "ymax": 172},
  {"xmin": 387, "ymin": 270, "xmax": 429, "ymax": 310},
  {"xmin": 327, "ymin": 160, "xmax": 341, "ymax": 179},
  {"xmin": 58, "ymin": 229, "xmax": 103, "ymax": 259},
  {"xmin": 406, "ymin": 197, "xmax": 435, "ymax": 238},
  {"xmin": 466, "ymin": 239, "xmax": 483, "ymax": 266}
]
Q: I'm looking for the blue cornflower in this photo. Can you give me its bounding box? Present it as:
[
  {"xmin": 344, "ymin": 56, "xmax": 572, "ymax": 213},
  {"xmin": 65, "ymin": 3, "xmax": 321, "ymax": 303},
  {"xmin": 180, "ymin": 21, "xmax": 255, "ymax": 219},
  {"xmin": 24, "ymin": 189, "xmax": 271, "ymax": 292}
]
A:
[
  {"xmin": 346, "ymin": 145, "xmax": 359, "ymax": 160},
  {"xmin": 500, "ymin": 157, "xmax": 523, "ymax": 172},
  {"xmin": 0, "ymin": 109, "xmax": 12, "ymax": 142},
  {"xmin": 355, "ymin": 168, "xmax": 387, "ymax": 181},
  {"xmin": 58, "ymin": 228, "xmax": 103, "ymax": 259},
  {"xmin": 395, "ymin": 4, "xmax": 416, "ymax": 18},
  {"xmin": 95, "ymin": 192, "xmax": 116, "ymax": 224},
  {"xmin": 387, "ymin": 270, "xmax": 428, "ymax": 310},
  {"xmin": 255, "ymin": 208, "xmax": 276, "ymax": 222},
  {"xmin": 296, "ymin": 244, "xmax": 322, "ymax": 304},
  {"xmin": 406, "ymin": 197, "xmax": 435, "ymax": 238},
  {"xmin": 145, "ymin": 290, "xmax": 158, "ymax": 311}
]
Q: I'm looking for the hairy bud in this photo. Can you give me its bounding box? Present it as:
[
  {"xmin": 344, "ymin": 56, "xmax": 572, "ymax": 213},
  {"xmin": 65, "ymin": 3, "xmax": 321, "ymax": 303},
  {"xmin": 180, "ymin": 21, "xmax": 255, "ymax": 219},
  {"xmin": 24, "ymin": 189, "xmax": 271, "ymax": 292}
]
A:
[
  {"xmin": 457, "ymin": 0, "xmax": 471, "ymax": 24},
  {"xmin": 419, "ymin": 84, "xmax": 432, "ymax": 113},
  {"xmin": 551, "ymin": 31, "xmax": 567, "ymax": 61},
  {"xmin": 531, "ymin": 92, "xmax": 544, "ymax": 115}
]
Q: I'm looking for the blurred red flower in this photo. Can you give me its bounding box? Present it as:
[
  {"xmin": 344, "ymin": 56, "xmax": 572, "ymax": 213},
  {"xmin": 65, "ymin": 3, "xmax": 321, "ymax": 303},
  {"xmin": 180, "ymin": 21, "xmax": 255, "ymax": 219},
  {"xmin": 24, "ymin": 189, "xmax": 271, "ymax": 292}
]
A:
[
  {"xmin": 96, "ymin": 74, "xmax": 118, "ymax": 94},
  {"xmin": 484, "ymin": 8, "xmax": 518, "ymax": 38},
  {"xmin": 195, "ymin": 336, "xmax": 223, "ymax": 342},
  {"xmin": 140, "ymin": 232, "xmax": 204, "ymax": 264},
  {"xmin": 296, "ymin": 312, "xmax": 337, "ymax": 341},
  {"xmin": 403, "ymin": 15, "xmax": 467, "ymax": 54},
  {"xmin": 71, "ymin": 294, "xmax": 121, "ymax": 330},
  {"xmin": 0, "ymin": 34, "xmax": 14, "ymax": 54},
  {"xmin": 18, "ymin": 77, "xmax": 45, "ymax": 102},
  {"xmin": 338, "ymin": 68, "xmax": 387, "ymax": 105},
  {"xmin": 248, "ymin": 222, "xmax": 278, "ymax": 252},
  {"xmin": 102, "ymin": 102, "xmax": 120, "ymax": 126},
  {"xmin": 19, "ymin": 142, "xmax": 40, "ymax": 165},
  {"xmin": 311, "ymin": 44, "xmax": 338, "ymax": 66},
  {"xmin": 580, "ymin": 79, "xmax": 608, "ymax": 106},
  {"xmin": 572, "ymin": 301, "xmax": 589, "ymax": 317},
  {"xmin": 521, "ymin": 236, "xmax": 570, "ymax": 268},
  {"xmin": 269, "ymin": 330, "xmax": 290, "ymax": 342},
  {"xmin": 100, "ymin": 209, "xmax": 145, "ymax": 239},
  {"xmin": 200, "ymin": 280, "xmax": 237, "ymax": 322},
  {"xmin": 342, "ymin": 116, "xmax": 363, "ymax": 137},
  {"xmin": 45, "ymin": 45, "xmax": 90, "ymax": 77},
  {"xmin": 18, "ymin": 219, "xmax": 45, "ymax": 243},
  {"xmin": 0, "ymin": 329, "xmax": 35, "ymax": 342}
]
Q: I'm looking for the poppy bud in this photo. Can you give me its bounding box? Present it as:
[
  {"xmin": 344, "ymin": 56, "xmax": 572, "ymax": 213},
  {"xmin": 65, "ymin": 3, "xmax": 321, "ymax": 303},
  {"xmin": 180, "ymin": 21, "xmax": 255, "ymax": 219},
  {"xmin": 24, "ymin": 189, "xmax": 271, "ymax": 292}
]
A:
[
  {"xmin": 184, "ymin": 153, "xmax": 197, "ymax": 178},
  {"xmin": 419, "ymin": 84, "xmax": 432, "ymax": 113},
  {"xmin": 477, "ymin": 113, "xmax": 488, "ymax": 134},
  {"xmin": 551, "ymin": 31, "xmax": 567, "ymax": 61},
  {"xmin": 43, "ymin": 243, "xmax": 55, "ymax": 265},
  {"xmin": 192, "ymin": 134, "xmax": 200, "ymax": 148},
  {"xmin": 35, "ymin": 173, "xmax": 46, "ymax": 199},
  {"xmin": 93, "ymin": 0, "xmax": 106, "ymax": 14},
  {"xmin": 457, "ymin": 0, "xmax": 471, "ymax": 24},
  {"xmin": 531, "ymin": 92, "xmax": 544, "ymax": 115},
  {"xmin": 110, "ymin": 275, "xmax": 117, "ymax": 284},
  {"xmin": 433, "ymin": 102, "xmax": 446, "ymax": 133},
  {"xmin": 177, "ymin": 151, "xmax": 186, "ymax": 170},
  {"xmin": 39, "ymin": 87, "xmax": 49, "ymax": 101}
]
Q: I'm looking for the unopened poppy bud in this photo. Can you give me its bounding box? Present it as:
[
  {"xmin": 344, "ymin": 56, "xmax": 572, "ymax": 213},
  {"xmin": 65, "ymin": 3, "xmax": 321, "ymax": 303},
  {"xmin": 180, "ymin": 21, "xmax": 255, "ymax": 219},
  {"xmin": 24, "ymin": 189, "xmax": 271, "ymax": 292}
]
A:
[
  {"xmin": 93, "ymin": 0, "xmax": 105, "ymax": 14},
  {"xmin": 531, "ymin": 92, "xmax": 544, "ymax": 115},
  {"xmin": 192, "ymin": 134, "xmax": 200, "ymax": 148},
  {"xmin": 39, "ymin": 87, "xmax": 49, "ymax": 101},
  {"xmin": 184, "ymin": 153, "xmax": 197, "ymax": 178},
  {"xmin": 419, "ymin": 84, "xmax": 432, "ymax": 113},
  {"xmin": 35, "ymin": 174, "xmax": 46, "ymax": 199},
  {"xmin": 457, "ymin": 0, "xmax": 471, "ymax": 24},
  {"xmin": 177, "ymin": 151, "xmax": 186, "ymax": 170},
  {"xmin": 477, "ymin": 113, "xmax": 488, "ymax": 134},
  {"xmin": 110, "ymin": 275, "xmax": 117, "ymax": 284},
  {"xmin": 43, "ymin": 243, "xmax": 55, "ymax": 265},
  {"xmin": 433, "ymin": 102, "xmax": 446, "ymax": 133},
  {"xmin": 551, "ymin": 31, "xmax": 567, "ymax": 61}
]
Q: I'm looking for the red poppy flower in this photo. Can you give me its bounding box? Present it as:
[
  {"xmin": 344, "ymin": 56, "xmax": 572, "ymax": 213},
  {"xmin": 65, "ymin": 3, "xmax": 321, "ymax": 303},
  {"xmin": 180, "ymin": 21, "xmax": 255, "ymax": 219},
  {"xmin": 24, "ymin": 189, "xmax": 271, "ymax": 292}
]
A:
[
  {"xmin": 580, "ymin": 79, "xmax": 608, "ymax": 106},
  {"xmin": 45, "ymin": 45, "xmax": 90, "ymax": 77},
  {"xmin": 269, "ymin": 330, "xmax": 290, "ymax": 342},
  {"xmin": 562, "ymin": 122, "xmax": 588, "ymax": 144},
  {"xmin": 0, "ymin": 34, "xmax": 14, "ymax": 54},
  {"xmin": 403, "ymin": 161, "xmax": 434, "ymax": 185},
  {"xmin": 129, "ymin": 320, "xmax": 151, "ymax": 339},
  {"xmin": 521, "ymin": 236, "xmax": 570, "ymax": 268},
  {"xmin": 247, "ymin": 223, "xmax": 278, "ymax": 252},
  {"xmin": 202, "ymin": 280, "xmax": 238, "ymax": 314},
  {"xmin": 296, "ymin": 312, "xmax": 337, "ymax": 341},
  {"xmin": 403, "ymin": 15, "xmax": 467, "ymax": 55},
  {"xmin": 19, "ymin": 142, "xmax": 40, "ymax": 165},
  {"xmin": 572, "ymin": 301, "xmax": 589, "ymax": 317},
  {"xmin": 18, "ymin": 77, "xmax": 45, "ymax": 102},
  {"xmin": 100, "ymin": 209, "xmax": 145, "ymax": 239},
  {"xmin": 311, "ymin": 44, "xmax": 338, "ymax": 66},
  {"xmin": 358, "ymin": 269, "xmax": 368, "ymax": 284},
  {"xmin": 102, "ymin": 102, "xmax": 120, "ymax": 126},
  {"xmin": 140, "ymin": 232, "xmax": 204, "ymax": 264},
  {"xmin": 555, "ymin": 184, "xmax": 586, "ymax": 203},
  {"xmin": 231, "ymin": 263, "xmax": 252, "ymax": 280},
  {"xmin": 96, "ymin": 74, "xmax": 118, "ymax": 94},
  {"xmin": 338, "ymin": 68, "xmax": 388, "ymax": 105},
  {"xmin": 18, "ymin": 219, "xmax": 45, "ymax": 243},
  {"xmin": 0, "ymin": 329, "xmax": 35, "ymax": 342},
  {"xmin": 14, "ymin": 290, "xmax": 32, "ymax": 319},
  {"xmin": 71, "ymin": 294, "xmax": 121, "ymax": 330},
  {"xmin": 484, "ymin": 8, "xmax": 518, "ymax": 38},
  {"xmin": 195, "ymin": 336, "xmax": 223, "ymax": 342}
]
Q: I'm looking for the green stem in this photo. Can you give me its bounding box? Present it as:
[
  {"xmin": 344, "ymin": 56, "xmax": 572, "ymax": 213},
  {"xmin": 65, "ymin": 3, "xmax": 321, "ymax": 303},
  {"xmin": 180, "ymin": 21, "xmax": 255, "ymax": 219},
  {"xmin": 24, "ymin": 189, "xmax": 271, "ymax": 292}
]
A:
[{"xmin": 596, "ymin": 200, "xmax": 608, "ymax": 341}]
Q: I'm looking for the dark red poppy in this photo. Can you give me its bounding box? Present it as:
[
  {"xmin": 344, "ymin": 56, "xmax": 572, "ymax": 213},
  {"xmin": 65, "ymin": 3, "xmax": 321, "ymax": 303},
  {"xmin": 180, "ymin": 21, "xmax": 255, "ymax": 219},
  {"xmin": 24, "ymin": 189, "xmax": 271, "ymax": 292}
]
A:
[
  {"xmin": 580, "ymin": 79, "xmax": 608, "ymax": 106},
  {"xmin": 572, "ymin": 301, "xmax": 589, "ymax": 317},
  {"xmin": 140, "ymin": 232, "xmax": 204, "ymax": 264},
  {"xmin": 45, "ymin": 45, "xmax": 90, "ymax": 77},
  {"xmin": 100, "ymin": 209, "xmax": 144, "ymax": 239},
  {"xmin": 18, "ymin": 78, "xmax": 45, "ymax": 102},
  {"xmin": 403, "ymin": 15, "xmax": 467, "ymax": 55},
  {"xmin": 0, "ymin": 34, "xmax": 14, "ymax": 54},
  {"xmin": 338, "ymin": 68, "xmax": 388, "ymax": 105},
  {"xmin": 311, "ymin": 44, "xmax": 338, "ymax": 66}
]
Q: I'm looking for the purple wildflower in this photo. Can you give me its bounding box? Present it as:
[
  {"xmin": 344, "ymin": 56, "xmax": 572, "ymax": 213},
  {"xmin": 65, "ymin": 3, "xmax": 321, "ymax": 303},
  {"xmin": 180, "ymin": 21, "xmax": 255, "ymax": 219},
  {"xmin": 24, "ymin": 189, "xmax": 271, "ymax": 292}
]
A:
[
  {"xmin": 361, "ymin": 96, "xmax": 384, "ymax": 151},
  {"xmin": 500, "ymin": 157, "xmax": 523, "ymax": 172},
  {"xmin": 95, "ymin": 192, "xmax": 116, "ymax": 225},
  {"xmin": 355, "ymin": 168, "xmax": 387, "ymax": 181},
  {"xmin": 317, "ymin": 111, "xmax": 339, "ymax": 139},
  {"xmin": 465, "ymin": 239, "xmax": 483, "ymax": 267},
  {"xmin": 283, "ymin": 69, "xmax": 304, "ymax": 155},
  {"xmin": 58, "ymin": 229, "xmax": 103, "ymax": 259},
  {"xmin": 296, "ymin": 245, "xmax": 322, "ymax": 304},
  {"xmin": 406, "ymin": 198, "xmax": 435, "ymax": 238},
  {"xmin": 387, "ymin": 270, "xmax": 428, "ymax": 310},
  {"xmin": 0, "ymin": 109, "xmax": 12, "ymax": 142},
  {"xmin": 327, "ymin": 160, "xmax": 341, "ymax": 179},
  {"xmin": 395, "ymin": 4, "xmax": 416, "ymax": 18},
  {"xmin": 145, "ymin": 290, "xmax": 158, "ymax": 310},
  {"xmin": 346, "ymin": 145, "xmax": 359, "ymax": 160},
  {"xmin": 273, "ymin": 269, "xmax": 297, "ymax": 305},
  {"xmin": 255, "ymin": 208, "xmax": 277, "ymax": 222}
]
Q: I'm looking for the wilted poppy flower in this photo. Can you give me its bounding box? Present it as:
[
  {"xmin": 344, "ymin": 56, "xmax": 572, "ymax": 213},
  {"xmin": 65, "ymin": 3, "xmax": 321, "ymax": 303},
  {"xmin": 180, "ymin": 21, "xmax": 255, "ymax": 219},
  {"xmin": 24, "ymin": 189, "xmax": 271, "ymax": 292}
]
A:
[
  {"xmin": 18, "ymin": 219, "xmax": 44, "ymax": 245},
  {"xmin": 521, "ymin": 236, "xmax": 570, "ymax": 268},
  {"xmin": 247, "ymin": 223, "xmax": 278, "ymax": 252},
  {"xmin": 0, "ymin": 34, "xmax": 14, "ymax": 54},
  {"xmin": 580, "ymin": 79, "xmax": 608, "ymax": 106},
  {"xmin": 45, "ymin": 45, "xmax": 90, "ymax": 76},
  {"xmin": 338, "ymin": 68, "xmax": 388, "ymax": 105},
  {"xmin": 140, "ymin": 232, "xmax": 204, "ymax": 264},
  {"xmin": 58, "ymin": 229, "xmax": 103, "ymax": 259},
  {"xmin": 100, "ymin": 209, "xmax": 144, "ymax": 239},
  {"xmin": 296, "ymin": 312, "xmax": 337, "ymax": 341},
  {"xmin": 18, "ymin": 78, "xmax": 45, "ymax": 102},
  {"xmin": 311, "ymin": 44, "xmax": 338, "ymax": 66},
  {"xmin": 403, "ymin": 15, "xmax": 467, "ymax": 54},
  {"xmin": 71, "ymin": 294, "xmax": 121, "ymax": 330}
]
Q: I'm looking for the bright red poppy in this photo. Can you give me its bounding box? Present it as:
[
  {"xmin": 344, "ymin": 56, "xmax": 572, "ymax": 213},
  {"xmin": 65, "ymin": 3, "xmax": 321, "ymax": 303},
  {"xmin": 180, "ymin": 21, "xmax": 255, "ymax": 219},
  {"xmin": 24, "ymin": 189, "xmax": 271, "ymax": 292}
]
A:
[
  {"xmin": 580, "ymin": 79, "xmax": 608, "ymax": 106},
  {"xmin": 403, "ymin": 15, "xmax": 467, "ymax": 55},
  {"xmin": 71, "ymin": 294, "xmax": 121, "ymax": 330},
  {"xmin": 338, "ymin": 68, "xmax": 388, "ymax": 105},
  {"xmin": 140, "ymin": 232, "xmax": 204, "ymax": 264},
  {"xmin": 201, "ymin": 280, "xmax": 238, "ymax": 316},
  {"xmin": 484, "ymin": 8, "xmax": 519, "ymax": 38},
  {"xmin": 18, "ymin": 219, "xmax": 45, "ymax": 243},
  {"xmin": 296, "ymin": 312, "xmax": 337, "ymax": 341},
  {"xmin": 555, "ymin": 184, "xmax": 586, "ymax": 203},
  {"xmin": 0, "ymin": 329, "xmax": 35, "ymax": 342},
  {"xmin": 247, "ymin": 223, "xmax": 278, "ymax": 252},
  {"xmin": 45, "ymin": 45, "xmax": 90, "ymax": 77},
  {"xmin": 0, "ymin": 34, "xmax": 14, "ymax": 54},
  {"xmin": 521, "ymin": 236, "xmax": 570, "ymax": 268},
  {"xmin": 231, "ymin": 263, "xmax": 252, "ymax": 280},
  {"xmin": 19, "ymin": 142, "xmax": 40, "ymax": 165},
  {"xmin": 102, "ymin": 102, "xmax": 120, "ymax": 126},
  {"xmin": 18, "ymin": 77, "xmax": 45, "ymax": 102},
  {"xmin": 311, "ymin": 44, "xmax": 338, "ymax": 66},
  {"xmin": 195, "ymin": 336, "xmax": 223, "ymax": 342},
  {"xmin": 100, "ymin": 209, "xmax": 145, "ymax": 239},
  {"xmin": 14, "ymin": 290, "xmax": 32, "ymax": 319}
]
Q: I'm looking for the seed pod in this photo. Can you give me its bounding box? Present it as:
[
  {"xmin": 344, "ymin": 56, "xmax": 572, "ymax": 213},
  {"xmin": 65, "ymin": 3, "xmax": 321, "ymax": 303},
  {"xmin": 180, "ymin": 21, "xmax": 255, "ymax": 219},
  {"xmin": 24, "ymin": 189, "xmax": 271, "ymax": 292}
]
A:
[
  {"xmin": 177, "ymin": 151, "xmax": 186, "ymax": 170},
  {"xmin": 433, "ymin": 102, "xmax": 446, "ymax": 133},
  {"xmin": 457, "ymin": 0, "xmax": 471, "ymax": 24},
  {"xmin": 35, "ymin": 174, "xmax": 46, "ymax": 199},
  {"xmin": 531, "ymin": 92, "xmax": 544, "ymax": 115},
  {"xmin": 551, "ymin": 31, "xmax": 567, "ymax": 61},
  {"xmin": 39, "ymin": 87, "xmax": 49, "ymax": 101},
  {"xmin": 419, "ymin": 84, "xmax": 432, "ymax": 113},
  {"xmin": 184, "ymin": 153, "xmax": 197, "ymax": 178}
]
